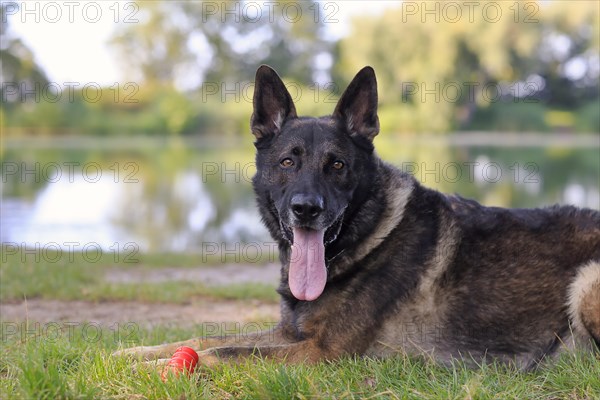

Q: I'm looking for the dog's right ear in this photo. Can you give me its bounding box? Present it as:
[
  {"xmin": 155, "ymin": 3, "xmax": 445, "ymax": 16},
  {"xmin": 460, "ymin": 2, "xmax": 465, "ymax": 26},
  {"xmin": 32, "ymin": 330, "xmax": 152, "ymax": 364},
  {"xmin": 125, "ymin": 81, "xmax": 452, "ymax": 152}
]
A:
[{"xmin": 251, "ymin": 65, "xmax": 297, "ymax": 140}]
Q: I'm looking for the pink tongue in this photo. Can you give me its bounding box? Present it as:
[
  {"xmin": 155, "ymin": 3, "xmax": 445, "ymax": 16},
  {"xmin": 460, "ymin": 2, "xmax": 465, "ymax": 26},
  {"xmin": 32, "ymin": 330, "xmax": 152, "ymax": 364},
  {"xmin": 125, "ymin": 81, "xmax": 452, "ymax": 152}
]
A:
[{"xmin": 289, "ymin": 228, "xmax": 327, "ymax": 301}]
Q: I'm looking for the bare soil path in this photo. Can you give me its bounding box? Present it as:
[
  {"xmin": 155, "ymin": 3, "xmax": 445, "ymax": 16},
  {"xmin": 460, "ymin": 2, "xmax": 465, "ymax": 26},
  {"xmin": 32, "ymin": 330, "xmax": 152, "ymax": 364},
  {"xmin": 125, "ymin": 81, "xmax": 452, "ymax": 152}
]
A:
[
  {"xmin": 0, "ymin": 299, "xmax": 279, "ymax": 328},
  {"xmin": 1, "ymin": 264, "xmax": 281, "ymax": 328},
  {"xmin": 104, "ymin": 263, "xmax": 280, "ymax": 285}
]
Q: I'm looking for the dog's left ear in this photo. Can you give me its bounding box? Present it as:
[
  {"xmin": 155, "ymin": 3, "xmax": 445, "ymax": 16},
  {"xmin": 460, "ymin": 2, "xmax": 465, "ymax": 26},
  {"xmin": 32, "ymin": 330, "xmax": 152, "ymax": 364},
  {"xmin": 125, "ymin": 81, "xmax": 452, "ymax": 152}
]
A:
[
  {"xmin": 251, "ymin": 65, "xmax": 297, "ymax": 140},
  {"xmin": 333, "ymin": 66, "xmax": 379, "ymax": 141}
]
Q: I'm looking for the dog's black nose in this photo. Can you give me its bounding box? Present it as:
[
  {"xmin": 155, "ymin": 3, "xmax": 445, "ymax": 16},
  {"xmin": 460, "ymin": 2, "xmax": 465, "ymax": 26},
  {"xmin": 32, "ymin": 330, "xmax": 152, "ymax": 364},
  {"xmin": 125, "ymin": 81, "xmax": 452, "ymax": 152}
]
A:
[{"xmin": 291, "ymin": 194, "xmax": 324, "ymax": 221}]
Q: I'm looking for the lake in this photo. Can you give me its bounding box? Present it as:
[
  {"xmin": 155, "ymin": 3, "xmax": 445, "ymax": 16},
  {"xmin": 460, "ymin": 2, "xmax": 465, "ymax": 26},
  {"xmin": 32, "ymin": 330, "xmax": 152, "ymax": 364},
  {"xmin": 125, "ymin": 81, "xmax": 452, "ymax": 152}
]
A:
[{"xmin": 1, "ymin": 133, "xmax": 598, "ymax": 254}]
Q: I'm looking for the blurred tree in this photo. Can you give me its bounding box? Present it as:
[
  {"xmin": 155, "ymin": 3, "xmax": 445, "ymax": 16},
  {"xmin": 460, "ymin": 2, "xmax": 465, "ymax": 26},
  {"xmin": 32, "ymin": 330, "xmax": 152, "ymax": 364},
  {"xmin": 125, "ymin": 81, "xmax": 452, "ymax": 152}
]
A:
[
  {"xmin": 338, "ymin": 0, "xmax": 599, "ymax": 133},
  {"xmin": 110, "ymin": 0, "xmax": 332, "ymax": 88},
  {"xmin": 534, "ymin": 3, "xmax": 600, "ymax": 108},
  {"xmin": 0, "ymin": 4, "xmax": 49, "ymax": 104}
]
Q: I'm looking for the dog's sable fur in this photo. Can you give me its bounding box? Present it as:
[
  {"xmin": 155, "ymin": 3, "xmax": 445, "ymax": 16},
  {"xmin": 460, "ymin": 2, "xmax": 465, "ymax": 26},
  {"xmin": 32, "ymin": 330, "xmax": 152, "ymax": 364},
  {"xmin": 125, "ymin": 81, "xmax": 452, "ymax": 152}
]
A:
[{"xmin": 115, "ymin": 65, "xmax": 600, "ymax": 370}]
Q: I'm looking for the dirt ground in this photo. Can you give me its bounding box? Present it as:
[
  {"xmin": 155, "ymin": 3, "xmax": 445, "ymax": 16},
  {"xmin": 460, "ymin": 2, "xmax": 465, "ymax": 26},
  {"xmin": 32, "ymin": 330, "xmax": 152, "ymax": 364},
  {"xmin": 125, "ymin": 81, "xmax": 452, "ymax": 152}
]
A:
[
  {"xmin": 1, "ymin": 264, "xmax": 281, "ymax": 329},
  {"xmin": 0, "ymin": 299, "xmax": 280, "ymax": 328},
  {"xmin": 104, "ymin": 263, "xmax": 281, "ymax": 286}
]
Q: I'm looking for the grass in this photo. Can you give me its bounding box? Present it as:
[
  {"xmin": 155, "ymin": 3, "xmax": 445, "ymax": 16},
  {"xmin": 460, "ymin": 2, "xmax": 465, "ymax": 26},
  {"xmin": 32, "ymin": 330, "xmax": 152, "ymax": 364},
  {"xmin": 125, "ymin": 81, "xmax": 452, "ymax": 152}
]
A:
[
  {"xmin": 1, "ymin": 251, "xmax": 599, "ymax": 398},
  {"xmin": 90, "ymin": 281, "xmax": 279, "ymax": 303},
  {"xmin": 1, "ymin": 324, "xmax": 598, "ymax": 399},
  {"xmin": 0, "ymin": 250, "xmax": 279, "ymax": 303}
]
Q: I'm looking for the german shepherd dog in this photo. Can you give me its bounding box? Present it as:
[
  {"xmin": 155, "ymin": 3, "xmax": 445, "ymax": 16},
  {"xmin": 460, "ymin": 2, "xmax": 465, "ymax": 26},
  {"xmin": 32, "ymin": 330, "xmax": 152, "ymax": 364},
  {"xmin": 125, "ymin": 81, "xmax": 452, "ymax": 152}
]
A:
[{"xmin": 115, "ymin": 66, "xmax": 600, "ymax": 370}]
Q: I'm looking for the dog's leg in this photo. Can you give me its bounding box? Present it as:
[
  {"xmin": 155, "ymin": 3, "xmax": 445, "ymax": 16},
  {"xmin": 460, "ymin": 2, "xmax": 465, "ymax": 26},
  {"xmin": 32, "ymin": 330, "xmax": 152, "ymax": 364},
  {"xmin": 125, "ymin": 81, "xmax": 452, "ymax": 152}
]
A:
[
  {"xmin": 112, "ymin": 337, "xmax": 219, "ymax": 361},
  {"xmin": 129, "ymin": 336, "xmax": 334, "ymax": 376},
  {"xmin": 568, "ymin": 261, "xmax": 600, "ymax": 347},
  {"xmin": 194, "ymin": 340, "xmax": 338, "ymax": 367},
  {"xmin": 132, "ymin": 341, "xmax": 330, "ymax": 375},
  {"xmin": 112, "ymin": 328, "xmax": 284, "ymax": 361}
]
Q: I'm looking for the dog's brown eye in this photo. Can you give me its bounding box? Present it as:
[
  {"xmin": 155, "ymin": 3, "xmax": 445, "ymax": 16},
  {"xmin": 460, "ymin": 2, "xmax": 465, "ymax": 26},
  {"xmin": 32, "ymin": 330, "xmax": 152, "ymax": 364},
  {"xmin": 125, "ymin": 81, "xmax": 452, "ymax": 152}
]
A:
[
  {"xmin": 332, "ymin": 161, "xmax": 344, "ymax": 170},
  {"xmin": 280, "ymin": 158, "xmax": 294, "ymax": 168}
]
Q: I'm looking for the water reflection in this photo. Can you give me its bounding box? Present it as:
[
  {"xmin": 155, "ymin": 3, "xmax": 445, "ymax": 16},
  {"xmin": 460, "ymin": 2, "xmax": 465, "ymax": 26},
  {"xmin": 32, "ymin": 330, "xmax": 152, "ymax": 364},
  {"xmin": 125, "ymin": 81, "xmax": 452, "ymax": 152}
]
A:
[
  {"xmin": 1, "ymin": 136, "xmax": 598, "ymax": 252},
  {"xmin": 3, "ymin": 174, "xmax": 134, "ymax": 249}
]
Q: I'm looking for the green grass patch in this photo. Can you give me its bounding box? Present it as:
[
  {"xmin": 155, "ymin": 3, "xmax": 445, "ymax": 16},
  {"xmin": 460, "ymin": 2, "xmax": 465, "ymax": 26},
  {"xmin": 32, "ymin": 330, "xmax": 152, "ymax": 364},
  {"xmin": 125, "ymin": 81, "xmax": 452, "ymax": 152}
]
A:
[
  {"xmin": 88, "ymin": 282, "xmax": 279, "ymax": 303},
  {"xmin": 0, "ymin": 250, "xmax": 278, "ymax": 303},
  {"xmin": 1, "ymin": 324, "xmax": 599, "ymax": 399},
  {"xmin": 133, "ymin": 251, "xmax": 278, "ymax": 269}
]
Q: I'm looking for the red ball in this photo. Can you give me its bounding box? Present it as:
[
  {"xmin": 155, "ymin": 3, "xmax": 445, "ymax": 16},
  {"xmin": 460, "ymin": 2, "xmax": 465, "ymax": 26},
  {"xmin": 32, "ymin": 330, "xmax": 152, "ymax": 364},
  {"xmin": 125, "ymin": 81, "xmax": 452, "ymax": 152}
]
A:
[{"xmin": 161, "ymin": 346, "xmax": 199, "ymax": 381}]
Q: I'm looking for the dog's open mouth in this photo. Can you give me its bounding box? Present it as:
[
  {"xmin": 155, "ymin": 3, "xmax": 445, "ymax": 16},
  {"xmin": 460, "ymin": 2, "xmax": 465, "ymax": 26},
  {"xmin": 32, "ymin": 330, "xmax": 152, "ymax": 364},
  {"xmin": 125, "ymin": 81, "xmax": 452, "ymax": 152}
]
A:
[{"xmin": 284, "ymin": 212, "xmax": 344, "ymax": 301}]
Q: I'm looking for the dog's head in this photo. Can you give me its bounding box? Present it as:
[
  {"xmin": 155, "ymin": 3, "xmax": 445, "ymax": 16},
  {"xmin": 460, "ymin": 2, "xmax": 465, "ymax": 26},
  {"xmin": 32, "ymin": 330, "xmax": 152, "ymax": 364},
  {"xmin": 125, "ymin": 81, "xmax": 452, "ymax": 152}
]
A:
[{"xmin": 251, "ymin": 65, "xmax": 379, "ymax": 301}]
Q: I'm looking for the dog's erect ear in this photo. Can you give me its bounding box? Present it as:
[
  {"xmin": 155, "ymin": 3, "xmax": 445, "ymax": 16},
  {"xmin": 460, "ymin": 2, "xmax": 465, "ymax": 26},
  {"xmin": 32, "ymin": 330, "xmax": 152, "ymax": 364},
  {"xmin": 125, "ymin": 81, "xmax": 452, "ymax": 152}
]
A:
[
  {"xmin": 251, "ymin": 65, "xmax": 297, "ymax": 140},
  {"xmin": 333, "ymin": 66, "xmax": 379, "ymax": 141}
]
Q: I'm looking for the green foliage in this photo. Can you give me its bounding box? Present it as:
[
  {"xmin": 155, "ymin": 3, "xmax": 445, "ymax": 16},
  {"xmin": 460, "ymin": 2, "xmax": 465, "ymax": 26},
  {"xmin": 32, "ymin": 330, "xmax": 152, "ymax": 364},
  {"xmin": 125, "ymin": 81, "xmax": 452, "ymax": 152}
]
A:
[
  {"xmin": 3, "ymin": 86, "xmax": 202, "ymax": 136},
  {"xmin": 0, "ymin": 4, "xmax": 49, "ymax": 103},
  {"xmin": 110, "ymin": 0, "xmax": 333, "ymax": 85},
  {"xmin": 468, "ymin": 102, "xmax": 550, "ymax": 132},
  {"xmin": 2, "ymin": 1, "xmax": 598, "ymax": 136},
  {"xmin": 338, "ymin": 1, "xmax": 599, "ymax": 132},
  {"xmin": 575, "ymin": 100, "xmax": 600, "ymax": 132}
]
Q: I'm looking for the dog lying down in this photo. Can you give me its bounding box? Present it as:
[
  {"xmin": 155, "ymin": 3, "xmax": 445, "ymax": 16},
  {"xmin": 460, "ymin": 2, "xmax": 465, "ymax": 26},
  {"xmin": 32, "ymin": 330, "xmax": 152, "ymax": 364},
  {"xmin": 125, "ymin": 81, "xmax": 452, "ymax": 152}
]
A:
[{"xmin": 114, "ymin": 65, "xmax": 600, "ymax": 371}]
